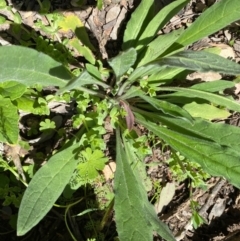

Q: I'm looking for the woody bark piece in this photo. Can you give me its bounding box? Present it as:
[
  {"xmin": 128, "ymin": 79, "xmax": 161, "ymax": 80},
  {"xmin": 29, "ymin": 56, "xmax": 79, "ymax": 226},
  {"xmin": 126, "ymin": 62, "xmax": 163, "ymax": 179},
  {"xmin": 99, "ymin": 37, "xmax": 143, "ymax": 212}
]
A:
[{"xmin": 110, "ymin": 6, "xmax": 127, "ymax": 40}]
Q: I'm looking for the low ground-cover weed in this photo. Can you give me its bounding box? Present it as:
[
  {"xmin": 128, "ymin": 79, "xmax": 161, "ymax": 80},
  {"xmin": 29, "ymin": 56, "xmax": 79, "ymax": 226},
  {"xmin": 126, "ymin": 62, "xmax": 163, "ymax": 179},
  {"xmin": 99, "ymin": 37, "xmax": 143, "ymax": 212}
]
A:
[{"xmin": 0, "ymin": 0, "xmax": 240, "ymax": 240}]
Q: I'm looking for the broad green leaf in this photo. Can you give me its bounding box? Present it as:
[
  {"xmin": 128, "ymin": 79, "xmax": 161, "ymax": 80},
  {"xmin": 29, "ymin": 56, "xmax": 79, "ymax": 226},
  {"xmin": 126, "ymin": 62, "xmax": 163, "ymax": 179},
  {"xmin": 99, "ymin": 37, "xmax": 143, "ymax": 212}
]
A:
[
  {"xmin": 156, "ymin": 50, "xmax": 240, "ymax": 75},
  {"xmin": 68, "ymin": 38, "xmax": 95, "ymax": 65},
  {"xmin": 17, "ymin": 144, "xmax": 79, "ymax": 236},
  {"xmin": 136, "ymin": 0, "xmax": 188, "ymax": 50},
  {"xmin": 0, "ymin": 97, "xmax": 19, "ymax": 144},
  {"xmin": 159, "ymin": 86, "xmax": 240, "ymax": 112},
  {"xmin": 176, "ymin": 0, "xmax": 240, "ymax": 48},
  {"xmin": 190, "ymin": 80, "xmax": 235, "ymax": 92},
  {"xmin": 137, "ymin": 29, "xmax": 184, "ymax": 67},
  {"xmin": 108, "ymin": 48, "xmax": 137, "ymax": 80},
  {"xmin": 58, "ymin": 70, "xmax": 109, "ymax": 94},
  {"xmin": 0, "ymin": 46, "xmax": 73, "ymax": 87},
  {"xmin": 183, "ymin": 102, "xmax": 230, "ymax": 120},
  {"xmin": 0, "ymin": 81, "xmax": 27, "ymax": 100},
  {"xmin": 122, "ymin": 0, "xmax": 154, "ymax": 50},
  {"xmin": 114, "ymin": 129, "xmax": 175, "ymax": 241},
  {"xmin": 135, "ymin": 113, "xmax": 240, "ymax": 189}
]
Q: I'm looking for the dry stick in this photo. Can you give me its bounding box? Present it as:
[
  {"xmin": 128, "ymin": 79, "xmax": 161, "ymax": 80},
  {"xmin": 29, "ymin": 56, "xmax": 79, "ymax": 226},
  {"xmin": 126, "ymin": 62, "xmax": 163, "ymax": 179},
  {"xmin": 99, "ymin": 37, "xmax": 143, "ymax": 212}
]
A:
[{"xmin": 175, "ymin": 178, "xmax": 227, "ymax": 241}]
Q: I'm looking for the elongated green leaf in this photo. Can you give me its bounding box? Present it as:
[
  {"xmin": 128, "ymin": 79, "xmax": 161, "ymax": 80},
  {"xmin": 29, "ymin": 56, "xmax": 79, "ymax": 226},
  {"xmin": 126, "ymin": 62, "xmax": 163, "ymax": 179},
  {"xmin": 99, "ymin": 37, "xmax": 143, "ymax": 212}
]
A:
[
  {"xmin": 58, "ymin": 70, "xmax": 109, "ymax": 93},
  {"xmin": 156, "ymin": 50, "xmax": 240, "ymax": 75},
  {"xmin": 138, "ymin": 93, "xmax": 194, "ymax": 123},
  {"xmin": 137, "ymin": 0, "xmax": 189, "ymax": 50},
  {"xmin": 159, "ymin": 86, "xmax": 240, "ymax": 112},
  {"xmin": 86, "ymin": 64, "xmax": 102, "ymax": 80},
  {"xmin": 176, "ymin": 0, "xmax": 240, "ymax": 47},
  {"xmin": 152, "ymin": 115, "xmax": 240, "ymax": 151},
  {"xmin": 69, "ymin": 38, "xmax": 95, "ymax": 65},
  {"xmin": 114, "ymin": 129, "xmax": 175, "ymax": 241},
  {"xmin": 190, "ymin": 80, "xmax": 235, "ymax": 92},
  {"xmin": 108, "ymin": 48, "xmax": 137, "ymax": 80},
  {"xmin": 122, "ymin": 0, "xmax": 154, "ymax": 50},
  {"xmin": 135, "ymin": 113, "xmax": 240, "ymax": 189},
  {"xmin": 17, "ymin": 144, "xmax": 79, "ymax": 236},
  {"xmin": 128, "ymin": 64, "xmax": 165, "ymax": 84},
  {"xmin": 121, "ymin": 87, "xmax": 192, "ymax": 123},
  {"xmin": 148, "ymin": 67, "xmax": 185, "ymax": 83},
  {"xmin": 138, "ymin": 29, "xmax": 184, "ymax": 67},
  {"xmin": 0, "ymin": 97, "xmax": 19, "ymax": 144},
  {"xmin": 183, "ymin": 102, "xmax": 230, "ymax": 120},
  {"xmin": 0, "ymin": 46, "xmax": 73, "ymax": 87}
]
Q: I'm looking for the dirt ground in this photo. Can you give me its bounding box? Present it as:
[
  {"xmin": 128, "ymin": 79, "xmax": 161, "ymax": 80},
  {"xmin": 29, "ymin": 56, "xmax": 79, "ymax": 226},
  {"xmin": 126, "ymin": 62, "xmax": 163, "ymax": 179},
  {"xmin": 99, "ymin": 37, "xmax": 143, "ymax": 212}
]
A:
[{"xmin": 1, "ymin": 0, "xmax": 240, "ymax": 240}]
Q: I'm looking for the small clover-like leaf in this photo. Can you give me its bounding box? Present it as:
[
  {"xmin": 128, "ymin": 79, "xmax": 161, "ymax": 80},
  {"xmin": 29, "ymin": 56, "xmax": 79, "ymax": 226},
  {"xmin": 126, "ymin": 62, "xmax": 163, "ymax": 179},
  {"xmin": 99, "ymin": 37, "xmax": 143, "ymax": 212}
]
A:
[
  {"xmin": 39, "ymin": 119, "xmax": 56, "ymax": 131},
  {"xmin": 78, "ymin": 148, "xmax": 108, "ymax": 180}
]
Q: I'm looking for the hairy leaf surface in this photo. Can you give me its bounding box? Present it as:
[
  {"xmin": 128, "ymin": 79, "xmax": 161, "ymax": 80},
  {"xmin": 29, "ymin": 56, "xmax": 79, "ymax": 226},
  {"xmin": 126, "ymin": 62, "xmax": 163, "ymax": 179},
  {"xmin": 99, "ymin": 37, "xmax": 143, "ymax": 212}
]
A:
[
  {"xmin": 0, "ymin": 46, "xmax": 73, "ymax": 87},
  {"xmin": 17, "ymin": 144, "xmax": 79, "ymax": 236},
  {"xmin": 152, "ymin": 115, "xmax": 240, "ymax": 151},
  {"xmin": 0, "ymin": 97, "xmax": 19, "ymax": 144},
  {"xmin": 137, "ymin": 0, "xmax": 188, "ymax": 50},
  {"xmin": 176, "ymin": 0, "xmax": 240, "ymax": 48},
  {"xmin": 128, "ymin": 64, "xmax": 165, "ymax": 84},
  {"xmin": 156, "ymin": 50, "xmax": 240, "ymax": 75},
  {"xmin": 138, "ymin": 29, "xmax": 184, "ymax": 67},
  {"xmin": 122, "ymin": 0, "xmax": 154, "ymax": 50},
  {"xmin": 190, "ymin": 80, "xmax": 235, "ymax": 92},
  {"xmin": 108, "ymin": 48, "xmax": 137, "ymax": 80},
  {"xmin": 59, "ymin": 70, "xmax": 109, "ymax": 93},
  {"xmin": 159, "ymin": 86, "xmax": 240, "ymax": 112},
  {"xmin": 114, "ymin": 129, "xmax": 175, "ymax": 241},
  {"xmin": 0, "ymin": 81, "xmax": 27, "ymax": 100},
  {"xmin": 137, "ymin": 92, "xmax": 193, "ymax": 123}
]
